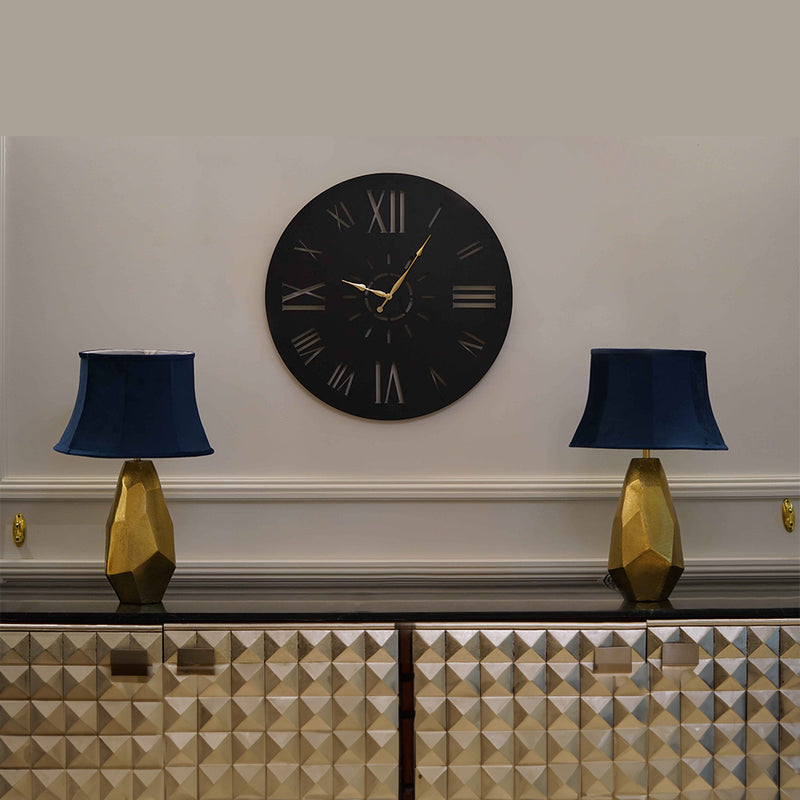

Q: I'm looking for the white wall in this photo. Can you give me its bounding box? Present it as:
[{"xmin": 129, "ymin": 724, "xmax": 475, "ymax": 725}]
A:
[{"xmin": 1, "ymin": 137, "xmax": 798, "ymax": 578}]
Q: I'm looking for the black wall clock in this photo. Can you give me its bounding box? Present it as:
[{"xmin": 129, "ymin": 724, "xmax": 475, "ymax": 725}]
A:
[{"xmin": 265, "ymin": 172, "xmax": 512, "ymax": 420}]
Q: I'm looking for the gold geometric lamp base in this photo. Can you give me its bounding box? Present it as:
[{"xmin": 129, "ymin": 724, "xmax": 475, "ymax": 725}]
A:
[
  {"xmin": 106, "ymin": 460, "xmax": 176, "ymax": 605},
  {"xmin": 609, "ymin": 457, "xmax": 683, "ymax": 603}
]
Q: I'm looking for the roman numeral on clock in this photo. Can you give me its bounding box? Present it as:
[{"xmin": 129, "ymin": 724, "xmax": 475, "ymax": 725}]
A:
[
  {"xmin": 457, "ymin": 331, "xmax": 486, "ymax": 357},
  {"xmin": 282, "ymin": 282, "xmax": 326, "ymax": 311},
  {"xmin": 452, "ymin": 285, "xmax": 497, "ymax": 309},
  {"xmin": 329, "ymin": 363, "xmax": 355, "ymax": 396},
  {"xmin": 291, "ymin": 328, "xmax": 324, "ymax": 365},
  {"xmin": 367, "ymin": 190, "xmax": 405, "ymax": 233},
  {"xmin": 293, "ymin": 240, "xmax": 322, "ymax": 260},
  {"xmin": 375, "ymin": 361, "xmax": 404, "ymax": 404},
  {"xmin": 326, "ymin": 202, "xmax": 355, "ymax": 230},
  {"xmin": 429, "ymin": 367, "xmax": 447, "ymax": 392},
  {"xmin": 457, "ymin": 240, "xmax": 483, "ymax": 259}
]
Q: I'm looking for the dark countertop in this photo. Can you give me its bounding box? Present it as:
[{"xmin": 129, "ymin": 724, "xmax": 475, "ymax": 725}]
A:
[{"xmin": 2, "ymin": 583, "xmax": 798, "ymax": 625}]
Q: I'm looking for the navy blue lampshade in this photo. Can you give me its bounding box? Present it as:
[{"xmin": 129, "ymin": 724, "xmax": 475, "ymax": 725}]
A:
[
  {"xmin": 570, "ymin": 349, "xmax": 727, "ymax": 450},
  {"xmin": 54, "ymin": 350, "xmax": 214, "ymax": 458}
]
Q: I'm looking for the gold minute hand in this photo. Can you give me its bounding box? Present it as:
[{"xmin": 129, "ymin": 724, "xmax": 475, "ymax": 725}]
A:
[
  {"xmin": 377, "ymin": 234, "xmax": 432, "ymax": 313},
  {"xmin": 341, "ymin": 280, "xmax": 390, "ymax": 299}
]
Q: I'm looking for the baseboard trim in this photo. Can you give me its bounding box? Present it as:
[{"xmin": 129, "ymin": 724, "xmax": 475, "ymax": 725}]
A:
[{"xmin": 1, "ymin": 474, "xmax": 798, "ymax": 501}]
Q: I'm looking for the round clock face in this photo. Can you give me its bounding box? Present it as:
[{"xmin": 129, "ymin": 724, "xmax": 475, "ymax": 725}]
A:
[{"xmin": 265, "ymin": 172, "xmax": 512, "ymax": 420}]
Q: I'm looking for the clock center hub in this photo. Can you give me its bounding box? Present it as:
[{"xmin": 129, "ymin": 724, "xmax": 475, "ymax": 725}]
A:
[{"xmin": 367, "ymin": 272, "xmax": 414, "ymax": 322}]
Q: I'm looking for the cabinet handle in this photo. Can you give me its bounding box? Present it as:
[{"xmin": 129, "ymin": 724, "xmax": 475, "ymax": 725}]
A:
[
  {"xmin": 110, "ymin": 647, "xmax": 149, "ymax": 677},
  {"xmin": 593, "ymin": 645, "xmax": 632, "ymax": 673},
  {"xmin": 177, "ymin": 646, "xmax": 215, "ymax": 674},
  {"xmin": 662, "ymin": 642, "xmax": 700, "ymax": 667}
]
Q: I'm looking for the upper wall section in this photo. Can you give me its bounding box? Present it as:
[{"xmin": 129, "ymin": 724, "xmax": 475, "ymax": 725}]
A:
[{"xmin": 2, "ymin": 137, "xmax": 798, "ymax": 484}]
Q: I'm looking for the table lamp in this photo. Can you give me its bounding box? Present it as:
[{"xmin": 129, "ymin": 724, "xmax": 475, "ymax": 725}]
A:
[
  {"xmin": 570, "ymin": 349, "xmax": 727, "ymax": 602},
  {"xmin": 54, "ymin": 350, "xmax": 213, "ymax": 604}
]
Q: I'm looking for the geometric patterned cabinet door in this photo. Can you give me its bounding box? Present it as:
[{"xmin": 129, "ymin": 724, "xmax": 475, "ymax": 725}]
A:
[
  {"xmin": 2, "ymin": 624, "xmax": 398, "ymax": 800},
  {"xmin": 413, "ymin": 622, "xmax": 800, "ymax": 800},
  {"xmin": 413, "ymin": 624, "xmax": 649, "ymax": 800},
  {"xmin": 163, "ymin": 625, "xmax": 399, "ymax": 800},
  {"xmin": 0, "ymin": 625, "xmax": 163, "ymax": 800},
  {"xmin": 648, "ymin": 623, "xmax": 800, "ymax": 800}
]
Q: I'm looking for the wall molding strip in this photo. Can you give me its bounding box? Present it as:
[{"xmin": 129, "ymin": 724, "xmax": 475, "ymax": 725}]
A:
[
  {"xmin": 2, "ymin": 558, "xmax": 798, "ymax": 597},
  {"xmin": 1, "ymin": 474, "xmax": 798, "ymax": 501}
]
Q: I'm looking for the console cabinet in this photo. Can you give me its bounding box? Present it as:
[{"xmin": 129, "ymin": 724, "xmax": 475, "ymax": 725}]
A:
[{"xmin": 2, "ymin": 619, "xmax": 799, "ymax": 799}]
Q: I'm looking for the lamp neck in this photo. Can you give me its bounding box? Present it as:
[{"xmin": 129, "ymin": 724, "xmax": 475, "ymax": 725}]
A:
[{"xmin": 642, "ymin": 449, "xmax": 651, "ymax": 459}]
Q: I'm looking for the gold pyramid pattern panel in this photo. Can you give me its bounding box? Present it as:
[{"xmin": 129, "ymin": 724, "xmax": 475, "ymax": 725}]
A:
[
  {"xmin": 1, "ymin": 625, "xmax": 165, "ymax": 800},
  {"xmin": 161, "ymin": 625, "xmax": 399, "ymax": 800}
]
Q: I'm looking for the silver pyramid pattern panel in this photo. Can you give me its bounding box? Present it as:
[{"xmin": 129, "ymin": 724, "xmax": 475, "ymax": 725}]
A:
[{"xmin": 413, "ymin": 622, "xmax": 800, "ymax": 800}]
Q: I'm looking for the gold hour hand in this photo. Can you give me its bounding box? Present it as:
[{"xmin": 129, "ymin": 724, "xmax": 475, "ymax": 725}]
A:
[{"xmin": 341, "ymin": 280, "xmax": 390, "ymax": 299}]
